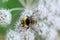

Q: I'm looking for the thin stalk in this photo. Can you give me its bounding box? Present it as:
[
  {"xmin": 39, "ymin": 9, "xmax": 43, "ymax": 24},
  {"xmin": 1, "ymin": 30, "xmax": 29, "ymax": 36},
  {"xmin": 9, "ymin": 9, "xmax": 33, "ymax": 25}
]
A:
[{"xmin": 9, "ymin": 8, "xmax": 24, "ymax": 12}]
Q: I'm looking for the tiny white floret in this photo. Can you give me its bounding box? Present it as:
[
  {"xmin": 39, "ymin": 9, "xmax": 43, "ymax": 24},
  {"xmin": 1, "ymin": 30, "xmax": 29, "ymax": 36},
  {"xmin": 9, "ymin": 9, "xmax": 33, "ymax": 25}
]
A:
[{"xmin": 0, "ymin": 9, "xmax": 12, "ymax": 25}]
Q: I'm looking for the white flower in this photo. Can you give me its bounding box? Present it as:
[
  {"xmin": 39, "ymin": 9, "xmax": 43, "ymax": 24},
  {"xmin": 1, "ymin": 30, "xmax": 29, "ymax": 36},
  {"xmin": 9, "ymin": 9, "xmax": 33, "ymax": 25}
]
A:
[
  {"xmin": 30, "ymin": 0, "xmax": 60, "ymax": 40},
  {"xmin": 14, "ymin": 20, "xmax": 35, "ymax": 40},
  {"xmin": 46, "ymin": 28, "xmax": 58, "ymax": 40},
  {"xmin": 6, "ymin": 30, "xmax": 23, "ymax": 40},
  {"xmin": 6, "ymin": 0, "xmax": 60, "ymax": 40},
  {"xmin": 0, "ymin": 9, "xmax": 12, "ymax": 25},
  {"xmin": 6, "ymin": 28, "xmax": 35, "ymax": 40}
]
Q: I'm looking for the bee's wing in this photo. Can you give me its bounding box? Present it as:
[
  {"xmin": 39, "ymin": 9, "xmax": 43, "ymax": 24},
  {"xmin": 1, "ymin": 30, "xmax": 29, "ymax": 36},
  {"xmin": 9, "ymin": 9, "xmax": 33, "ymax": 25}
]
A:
[{"xmin": 29, "ymin": 24, "xmax": 41, "ymax": 34}]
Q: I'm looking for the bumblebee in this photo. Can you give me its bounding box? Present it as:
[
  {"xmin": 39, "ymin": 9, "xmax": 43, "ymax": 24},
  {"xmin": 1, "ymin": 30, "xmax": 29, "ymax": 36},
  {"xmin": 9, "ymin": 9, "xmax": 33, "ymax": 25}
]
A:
[{"xmin": 21, "ymin": 16, "xmax": 37, "ymax": 29}]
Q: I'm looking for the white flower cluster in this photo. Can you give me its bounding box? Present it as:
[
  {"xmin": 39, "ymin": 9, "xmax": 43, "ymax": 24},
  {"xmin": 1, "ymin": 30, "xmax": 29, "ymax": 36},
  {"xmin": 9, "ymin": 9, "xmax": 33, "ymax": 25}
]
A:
[
  {"xmin": 0, "ymin": 9, "xmax": 12, "ymax": 25},
  {"xmin": 0, "ymin": 8, "xmax": 23, "ymax": 26},
  {"xmin": 6, "ymin": 28, "xmax": 35, "ymax": 40},
  {"xmin": 32, "ymin": 0, "xmax": 60, "ymax": 40},
  {"xmin": 6, "ymin": 0, "xmax": 37, "ymax": 40},
  {"xmin": 6, "ymin": 0, "xmax": 60, "ymax": 40}
]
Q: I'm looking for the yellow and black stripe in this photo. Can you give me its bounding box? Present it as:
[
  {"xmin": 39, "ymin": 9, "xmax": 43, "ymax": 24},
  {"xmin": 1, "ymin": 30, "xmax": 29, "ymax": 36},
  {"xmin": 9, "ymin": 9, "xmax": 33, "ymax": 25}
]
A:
[{"xmin": 21, "ymin": 16, "xmax": 37, "ymax": 29}]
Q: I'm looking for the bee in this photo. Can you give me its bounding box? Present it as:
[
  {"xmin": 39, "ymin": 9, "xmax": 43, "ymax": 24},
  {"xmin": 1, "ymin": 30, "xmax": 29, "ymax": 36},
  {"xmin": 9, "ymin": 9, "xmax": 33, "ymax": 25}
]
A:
[{"xmin": 21, "ymin": 15, "xmax": 37, "ymax": 29}]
